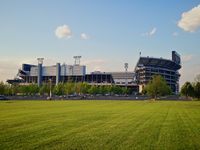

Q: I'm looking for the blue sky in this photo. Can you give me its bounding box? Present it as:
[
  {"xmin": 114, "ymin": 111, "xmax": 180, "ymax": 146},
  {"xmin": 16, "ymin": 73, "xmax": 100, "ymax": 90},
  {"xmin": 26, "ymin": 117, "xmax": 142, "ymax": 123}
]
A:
[{"xmin": 0, "ymin": 0, "xmax": 200, "ymax": 85}]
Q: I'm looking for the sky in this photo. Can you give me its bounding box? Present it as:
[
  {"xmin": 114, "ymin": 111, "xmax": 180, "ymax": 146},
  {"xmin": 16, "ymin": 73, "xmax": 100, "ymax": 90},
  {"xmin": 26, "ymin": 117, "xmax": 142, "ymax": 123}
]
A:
[{"xmin": 0, "ymin": 0, "xmax": 200, "ymax": 86}]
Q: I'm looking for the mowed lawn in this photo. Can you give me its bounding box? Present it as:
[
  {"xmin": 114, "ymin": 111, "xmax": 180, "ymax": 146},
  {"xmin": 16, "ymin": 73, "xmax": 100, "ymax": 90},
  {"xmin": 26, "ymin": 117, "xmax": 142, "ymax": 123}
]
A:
[{"xmin": 1, "ymin": 100, "xmax": 200, "ymax": 150}]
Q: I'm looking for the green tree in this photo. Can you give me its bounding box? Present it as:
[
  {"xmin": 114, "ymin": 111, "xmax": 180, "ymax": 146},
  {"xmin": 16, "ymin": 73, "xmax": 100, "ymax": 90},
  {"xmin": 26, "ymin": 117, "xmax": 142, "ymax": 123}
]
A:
[
  {"xmin": 0, "ymin": 81, "xmax": 5, "ymax": 95},
  {"xmin": 53, "ymin": 83, "xmax": 65, "ymax": 95},
  {"xmin": 80, "ymin": 82, "xmax": 90, "ymax": 94},
  {"xmin": 75, "ymin": 82, "xmax": 82, "ymax": 95},
  {"xmin": 88, "ymin": 85, "xmax": 99, "ymax": 95},
  {"xmin": 122, "ymin": 87, "xmax": 130, "ymax": 95},
  {"xmin": 10, "ymin": 84, "xmax": 19, "ymax": 95},
  {"xmin": 99, "ymin": 86, "xmax": 107, "ymax": 95},
  {"xmin": 18, "ymin": 85, "xmax": 30, "ymax": 95},
  {"xmin": 194, "ymin": 82, "xmax": 200, "ymax": 100},
  {"xmin": 4, "ymin": 84, "xmax": 12, "ymax": 95},
  {"xmin": 29, "ymin": 84, "xmax": 39, "ymax": 95},
  {"xmin": 39, "ymin": 84, "xmax": 49, "ymax": 95},
  {"xmin": 0, "ymin": 82, "xmax": 12, "ymax": 95},
  {"xmin": 110, "ymin": 85, "xmax": 123, "ymax": 95},
  {"xmin": 103, "ymin": 85, "xmax": 112, "ymax": 95},
  {"xmin": 181, "ymin": 82, "xmax": 194, "ymax": 99},
  {"xmin": 64, "ymin": 82, "xmax": 74, "ymax": 95},
  {"xmin": 145, "ymin": 75, "xmax": 172, "ymax": 99}
]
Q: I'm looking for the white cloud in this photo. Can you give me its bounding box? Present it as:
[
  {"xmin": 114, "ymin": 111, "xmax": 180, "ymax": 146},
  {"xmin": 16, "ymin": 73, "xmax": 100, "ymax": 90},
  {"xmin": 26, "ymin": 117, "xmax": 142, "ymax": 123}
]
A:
[
  {"xmin": 182, "ymin": 54, "xmax": 193, "ymax": 62},
  {"xmin": 149, "ymin": 27, "xmax": 157, "ymax": 36},
  {"xmin": 142, "ymin": 27, "xmax": 157, "ymax": 37},
  {"xmin": 178, "ymin": 4, "xmax": 200, "ymax": 32},
  {"xmin": 55, "ymin": 25, "xmax": 72, "ymax": 39},
  {"xmin": 82, "ymin": 59, "xmax": 107, "ymax": 72},
  {"xmin": 80, "ymin": 33, "xmax": 90, "ymax": 40}
]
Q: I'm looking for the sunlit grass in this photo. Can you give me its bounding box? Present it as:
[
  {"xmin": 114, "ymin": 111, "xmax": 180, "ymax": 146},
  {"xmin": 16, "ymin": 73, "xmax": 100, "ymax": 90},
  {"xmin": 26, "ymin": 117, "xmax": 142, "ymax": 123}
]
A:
[{"xmin": 0, "ymin": 100, "xmax": 200, "ymax": 150}]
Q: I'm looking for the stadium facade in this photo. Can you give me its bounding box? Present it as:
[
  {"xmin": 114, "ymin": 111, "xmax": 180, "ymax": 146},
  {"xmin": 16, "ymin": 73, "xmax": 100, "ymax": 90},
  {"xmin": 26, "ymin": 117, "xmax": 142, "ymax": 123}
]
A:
[
  {"xmin": 7, "ymin": 51, "xmax": 181, "ymax": 94},
  {"xmin": 135, "ymin": 51, "xmax": 181, "ymax": 93}
]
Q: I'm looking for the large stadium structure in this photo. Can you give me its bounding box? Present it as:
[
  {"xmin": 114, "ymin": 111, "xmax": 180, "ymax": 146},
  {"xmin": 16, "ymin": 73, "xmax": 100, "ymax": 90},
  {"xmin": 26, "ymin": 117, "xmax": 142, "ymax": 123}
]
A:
[
  {"xmin": 135, "ymin": 51, "xmax": 181, "ymax": 93},
  {"xmin": 7, "ymin": 51, "xmax": 181, "ymax": 94}
]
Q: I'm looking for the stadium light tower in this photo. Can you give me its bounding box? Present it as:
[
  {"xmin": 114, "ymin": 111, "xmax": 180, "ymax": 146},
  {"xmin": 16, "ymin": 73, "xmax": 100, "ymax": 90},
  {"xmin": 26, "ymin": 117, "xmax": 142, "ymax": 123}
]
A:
[
  {"xmin": 124, "ymin": 63, "xmax": 128, "ymax": 88},
  {"xmin": 73, "ymin": 56, "xmax": 82, "ymax": 65},
  {"xmin": 37, "ymin": 58, "xmax": 44, "ymax": 64},
  {"xmin": 124, "ymin": 63, "xmax": 128, "ymax": 72}
]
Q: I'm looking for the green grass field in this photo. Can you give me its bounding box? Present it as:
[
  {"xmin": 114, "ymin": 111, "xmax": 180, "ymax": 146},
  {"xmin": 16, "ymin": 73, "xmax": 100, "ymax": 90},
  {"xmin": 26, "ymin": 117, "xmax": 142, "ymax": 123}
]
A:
[{"xmin": 1, "ymin": 100, "xmax": 200, "ymax": 150}]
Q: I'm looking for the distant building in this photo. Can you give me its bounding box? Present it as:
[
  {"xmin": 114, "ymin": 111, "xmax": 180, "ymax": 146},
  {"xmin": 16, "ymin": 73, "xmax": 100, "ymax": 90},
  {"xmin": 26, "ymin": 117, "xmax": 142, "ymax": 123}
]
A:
[{"xmin": 7, "ymin": 51, "xmax": 181, "ymax": 94}]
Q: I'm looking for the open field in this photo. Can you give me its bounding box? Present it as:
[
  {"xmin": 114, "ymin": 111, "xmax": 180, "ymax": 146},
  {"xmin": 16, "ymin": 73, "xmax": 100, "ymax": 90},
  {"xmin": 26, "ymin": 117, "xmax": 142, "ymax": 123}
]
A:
[{"xmin": 0, "ymin": 100, "xmax": 200, "ymax": 150}]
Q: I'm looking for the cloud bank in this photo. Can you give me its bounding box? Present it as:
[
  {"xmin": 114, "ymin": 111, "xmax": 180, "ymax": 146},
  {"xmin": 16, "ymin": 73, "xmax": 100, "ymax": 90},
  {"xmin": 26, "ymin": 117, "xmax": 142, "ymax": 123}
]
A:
[
  {"xmin": 178, "ymin": 4, "xmax": 200, "ymax": 32},
  {"xmin": 142, "ymin": 27, "xmax": 157, "ymax": 37}
]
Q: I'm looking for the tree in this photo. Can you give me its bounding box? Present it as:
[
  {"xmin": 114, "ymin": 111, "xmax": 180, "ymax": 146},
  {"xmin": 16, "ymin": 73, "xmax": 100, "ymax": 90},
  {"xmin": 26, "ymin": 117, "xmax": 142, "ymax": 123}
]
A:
[
  {"xmin": 18, "ymin": 85, "xmax": 30, "ymax": 95},
  {"xmin": 145, "ymin": 75, "xmax": 172, "ymax": 99},
  {"xmin": 99, "ymin": 86, "xmax": 107, "ymax": 95},
  {"xmin": 110, "ymin": 85, "xmax": 122, "ymax": 95},
  {"xmin": 104, "ymin": 85, "xmax": 112, "ymax": 95},
  {"xmin": 122, "ymin": 87, "xmax": 130, "ymax": 95},
  {"xmin": 39, "ymin": 84, "xmax": 49, "ymax": 95},
  {"xmin": 64, "ymin": 82, "xmax": 74, "ymax": 95},
  {"xmin": 80, "ymin": 82, "xmax": 90, "ymax": 94},
  {"xmin": 53, "ymin": 83, "xmax": 65, "ymax": 95},
  {"xmin": 75, "ymin": 82, "xmax": 83, "ymax": 95},
  {"xmin": 181, "ymin": 82, "xmax": 194, "ymax": 99},
  {"xmin": 194, "ymin": 82, "xmax": 200, "ymax": 100},
  {"xmin": 4, "ymin": 84, "xmax": 12, "ymax": 95},
  {"xmin": 0, "ymin": 81, "xmax": 5, "ymax": 95},
  {"xmin": 88, "ymin": 85, "xmax": 99, "ymax": 95},
  {"xmin": 29, "ymin": 84, "xmax": 39, "ymax": 95},
  {"xmin": 10, "ymin": 84, "xmax": 19, "ymax": 95},
  {"xmin": 0, "ymin": 82, "xmax": 13, "ymax": 95}
]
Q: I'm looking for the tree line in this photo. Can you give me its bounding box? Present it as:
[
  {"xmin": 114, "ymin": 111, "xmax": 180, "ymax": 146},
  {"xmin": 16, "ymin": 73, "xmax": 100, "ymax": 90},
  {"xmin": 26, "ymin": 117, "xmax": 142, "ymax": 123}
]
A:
[
  {"xmin": 0, "ymin": 82, "xmax": 131, "ymax": 96},
  {"xmin": 181, "ymin": 81, "xmax": 200, "ymax": 100},
  {"xmin": 142, "ymin": 74, "xmax": 200, "ymax": 100},
  {"xmin": 1, "ymin": 74, "xmax": 199, "ymax": 99}
]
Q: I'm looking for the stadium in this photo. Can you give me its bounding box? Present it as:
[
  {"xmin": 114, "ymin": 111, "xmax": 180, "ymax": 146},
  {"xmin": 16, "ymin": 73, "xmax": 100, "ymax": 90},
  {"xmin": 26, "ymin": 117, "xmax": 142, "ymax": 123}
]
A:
[
  {"xmin": 7, "ymin": 51, "xmax": 181, "ymax": 94},
  {"xmin": 135, "ymin": 51, "xmax": 181, "ymax": 93}
]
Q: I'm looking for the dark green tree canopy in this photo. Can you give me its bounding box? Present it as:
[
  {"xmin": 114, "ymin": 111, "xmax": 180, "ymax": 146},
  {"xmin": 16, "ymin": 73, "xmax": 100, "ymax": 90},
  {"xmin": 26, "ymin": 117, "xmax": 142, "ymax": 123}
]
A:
[
  {"xmin": 181, "ymin": 82, "xmax": 194, "ymax": 98},
  {"xmin": 0, "ymin": 81, "xmax": 134, "ymax": 97},
  {"xmin": 194, "ymin": 82, "xmax": 200, "ymax": 100}
]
